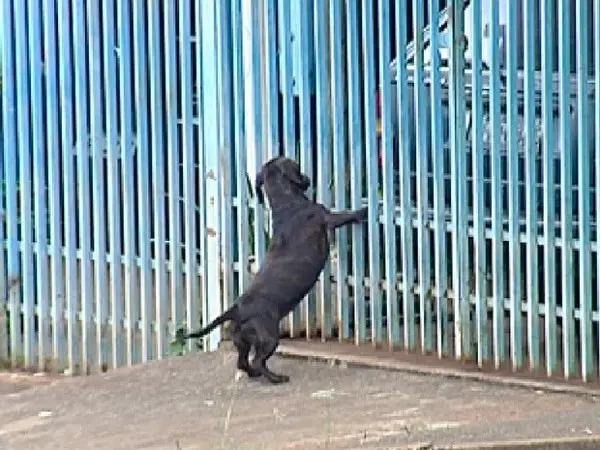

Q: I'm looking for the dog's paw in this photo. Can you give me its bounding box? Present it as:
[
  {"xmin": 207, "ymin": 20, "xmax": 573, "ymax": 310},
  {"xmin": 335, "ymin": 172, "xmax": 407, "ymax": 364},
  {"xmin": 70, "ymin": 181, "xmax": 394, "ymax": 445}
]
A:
[{"xmin": 267, "ymin": 373, "xmax": 290, "ymax": 384}]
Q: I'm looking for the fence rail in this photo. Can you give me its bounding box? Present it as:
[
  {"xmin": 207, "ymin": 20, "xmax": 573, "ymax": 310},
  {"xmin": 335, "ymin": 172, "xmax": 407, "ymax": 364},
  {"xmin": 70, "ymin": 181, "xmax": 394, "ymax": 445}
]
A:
[{"xmin": 1, "ymin": 0, "xmax": 600, "ymax": 384}]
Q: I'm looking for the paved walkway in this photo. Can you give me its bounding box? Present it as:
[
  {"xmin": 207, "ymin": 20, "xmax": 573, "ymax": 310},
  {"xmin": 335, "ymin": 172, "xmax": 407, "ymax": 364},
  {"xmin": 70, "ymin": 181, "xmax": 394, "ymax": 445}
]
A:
[{"xmin": 1, "ymin": 348, "xmax": 599, "ymax": 449}]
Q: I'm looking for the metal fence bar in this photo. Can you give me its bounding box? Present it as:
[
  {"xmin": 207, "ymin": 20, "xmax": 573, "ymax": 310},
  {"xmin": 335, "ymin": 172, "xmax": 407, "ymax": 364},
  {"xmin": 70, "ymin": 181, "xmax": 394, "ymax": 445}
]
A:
[
  {"xmin": 506, "ymin": 0, "xmax": 523, "ymax": 371},
  {"xmin": 232, "ymin": 0, "xmax": 250, "ymax": 295},
  {"xmin": 89, "ymin": 0, "xmax": 108, "ymax": 371},
  {"xmin": 201, "ymin": 0, "xmax": 222, "ymax": 351},
  {"xmin": 73, "ymin": 0, "xmax": 93, "ymax": 374},
  {"xmin": 396, "ymin": 0, "xmax": 415, "ymax": 350},
  {"xmin": 379, "ymin": 0, "xmax": 399, "ymax": 348},
  {"xmin": 277, "ymin": 0, "xmax": 301, "ymax": 336},
  {"xmin": 14, "ymin": 0, "xmax": 35, "ymax": 369},
  {"xmin": 596, "ymin": 0, "xmax": 600, "ymax": 380},
  {"xmin": 362, "ymin": 0, "xmax": 382, "ymax": 344},
  {"xmin": 470, "ymin": 0, "xmax": 487, "ymax": 366},
  {"xmin": 103, "ymin": 0, "xmax": 123, "ymax": 370},
  {"xmin": 218, "ymin": 1, "xmax": 234, "ymax": 315},
  {"xmin": 180, "ymin": 0, "xmax": 197, "ymax": 353},
  {"xmin": 429, "ymin": 0, "xmax": 447, "ymax": 357},
  {"xmin": 330, "ymin": 0, "xmax": 350, "ymax": 341},
  {"xmin": 30, "ymin": 0, "xmax": 51, "ymax": 370},
  {"xmin": 413, "ymin": 0, "xmax": 432, "ymax": 353},
  {"xmin": 523, "ymin": 0, "xmax": 540, "ymax": 372},
  {"xmin": 58, "ymin": 0, "xmax": 78, "ymax": 373},
  {"xmin": 541, "ymin": 0, "xmax": 558, "ymax": 376},
  {"xmin": 133, "ymin": 0, "xmax": 153, "ymax": 362},
  {"xmin": 489, "ymin": 0, "xmax": 505, "ymax": 368},
  {"xmin": 165, "ymin": 0, "xmax": 182, "ymax": 344},
  {"xmin": 346, "ymin": 0, "xmax": 366, "ymax": 344},
  {"xmin": 264, "ymin": 0, "xmax": 279, "ymax": 161},
  {"xmin": 314, "ymin": 0, "xmax": 332, "ymax": 341},
  {"xmin": 0, "ymin": 11, "xmax": 7, "ymax": 360},
  {"xmin": 2, "ymin": 0, "xmax": 22, "ymax": 367},
  {"xmin": 148, "ymin": 0, "xmax": 167, "ymax": 359},
  {"xmin": 118, "ymin": 0, "xmax": 138, "ymax": 367},
  {"xmin": 450, "ymin": 0, "xmax": 469, "ymax": 360},
  {"xmin": 576, "ymin": 0, "xmax": 593, "ymax": 381},
  {"xmin": 558, "ymin": 0, "xmax": 575, "ymax": 378},
  {"xmin": 298, "ymin": 2, "xmax": 316, "ymax": 338}
]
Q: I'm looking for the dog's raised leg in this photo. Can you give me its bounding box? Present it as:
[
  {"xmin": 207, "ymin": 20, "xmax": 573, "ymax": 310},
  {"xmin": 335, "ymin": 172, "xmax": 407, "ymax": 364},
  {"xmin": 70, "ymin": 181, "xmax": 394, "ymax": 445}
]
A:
[
  {"xmin": 325, "ymin": 206, "xmax": 368, "ymax": 229},
  {"xmin": 251, "ymin": 338, "xmax": 289, "ymax": 384}
]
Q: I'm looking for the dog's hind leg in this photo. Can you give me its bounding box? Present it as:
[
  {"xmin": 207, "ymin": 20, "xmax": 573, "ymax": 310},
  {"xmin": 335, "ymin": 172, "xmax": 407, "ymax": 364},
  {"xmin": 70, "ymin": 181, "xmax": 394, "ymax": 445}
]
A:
[
  {"xmin": 251, "ymin": 335, "xmax": 289, "ymax": 384},
  {"xmin": 233, "ymin": 331, "xmax": 261, "ymax": 378}
]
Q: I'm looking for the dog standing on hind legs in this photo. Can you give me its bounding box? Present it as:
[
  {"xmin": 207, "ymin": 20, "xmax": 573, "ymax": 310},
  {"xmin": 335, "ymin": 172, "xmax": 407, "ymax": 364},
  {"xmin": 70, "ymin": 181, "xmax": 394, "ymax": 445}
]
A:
[{"xmin": 185, "ymin": 156, "xmax": 368, "ymax": 384}]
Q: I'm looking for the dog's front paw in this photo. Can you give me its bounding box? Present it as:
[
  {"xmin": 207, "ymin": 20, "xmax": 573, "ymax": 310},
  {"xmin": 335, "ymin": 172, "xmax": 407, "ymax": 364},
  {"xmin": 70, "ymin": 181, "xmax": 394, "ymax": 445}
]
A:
[{"xmin": 357, "ymin": 206, "xmax": 369, "ymax": 221}]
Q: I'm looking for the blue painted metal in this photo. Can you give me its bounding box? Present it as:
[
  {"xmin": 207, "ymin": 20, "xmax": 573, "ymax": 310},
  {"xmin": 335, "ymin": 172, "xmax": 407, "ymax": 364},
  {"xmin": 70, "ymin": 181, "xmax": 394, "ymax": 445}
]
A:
[
  {"xmin": 133, "ymin": 0, "xmax": 152, "ymax": 362},
  {"xmin": 164, "ymin": 0, "xmax": 182, "ymax": 347},
  {"xmin": 346, "ymin": 0, "xmax": 366, "ymax": 344},
  {"xmin": 523, "ymin": 0, "xmax": 540, "ymax": 371},
  {"xmin": 201, "ymin": 0, "xmax": 222, "ymax": 351},
  {"xmin": 449, "ymin": 0, "xmax": 469, "ymax": 360},
  {"xmin": 429, "ymin": 0, "xmax": 447, "ymax": 357},
  {"xmin": 396, "ymin": 0, "xmax": 415, "ymax": 351},
  {"xmin": 506, "ymin": 0, "xmax": 522, "ymax": 371},
  {"xmin": 469, "ymin": 0, "xmax": 488, "ymax": 366},
  {"xmin": 14, "ymin": 0, "xmax": 35, "ymax": 369},
  {"xmin": 2, "ymin": 0, "xmax": 22, "ymax": 367},
  {"xmin": 58, "ymin": 0, "xmax": 78, "ymax": 373},
  {"xmin": 148, "ymin": 0, "xmax": 167, "ymax": 359},
  {"xmin": 103, "ymin": 0, "xmax": 123, "ymax": 370},
  {"xmin": 180, "ymin": 0, "xmax": 197, "ymax": 354},
  {"xmin": 413, "ymin": 0, "xmax": 432, "ymax": 353},
  {"xmin": 362, "ymin": 0, "xmax": 382, "ymax": 345},
  {"xmin": 576, "ymin": 0, "xmax": 593, "ymax": 381},
  {"xmin": 89, "ymin": 0, "xmax": 108, "ymax": 370},
  {"xmin": 73, "ymin": 0, "xmax": 93, "ymax": 374},
  {"xmin": 595, "ymin": 0, "xmax": 600, "ymax": 379},
  {"xmin": 313, "ymin": 0, "xmax": 332, "ymax": 341},
  {"xmin": 541, "ymin": 0, "xmax": 558, "ymax": 377},
  {"xmin": 298, "ymin": 1, "xmax": 315, "ymax": 338},
  {"xmin": 558, "ymin": 0, "xmax": 575, "ymax": 379},
  {"xmin": 379, "ymin": 0, "xmax": 399, "ymax": 347},
  {"xmin": 489, "ymin": 0, "xmax": 505, "ymax": 368},
  {"xmin": 330, "ymin": 0, "xmax": 350, "ymax": 341},
  {"xmin": 29, "ymin": 0, "xmax": 50, "ymax": 369}
]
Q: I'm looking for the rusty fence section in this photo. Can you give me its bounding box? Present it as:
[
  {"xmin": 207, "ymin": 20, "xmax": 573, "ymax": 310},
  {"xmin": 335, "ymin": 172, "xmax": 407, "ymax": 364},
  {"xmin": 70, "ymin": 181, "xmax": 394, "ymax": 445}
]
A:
[{"xmin": 1, "ymin": 0, "xmax": 600, "ymax": 383}]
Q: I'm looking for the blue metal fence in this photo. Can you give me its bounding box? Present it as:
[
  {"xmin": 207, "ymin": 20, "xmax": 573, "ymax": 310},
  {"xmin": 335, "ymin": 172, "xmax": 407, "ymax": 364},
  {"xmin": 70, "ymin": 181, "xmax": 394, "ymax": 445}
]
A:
[{"xmin": 1, "ymin": 0, "xmax": 600, "ymax": 383}]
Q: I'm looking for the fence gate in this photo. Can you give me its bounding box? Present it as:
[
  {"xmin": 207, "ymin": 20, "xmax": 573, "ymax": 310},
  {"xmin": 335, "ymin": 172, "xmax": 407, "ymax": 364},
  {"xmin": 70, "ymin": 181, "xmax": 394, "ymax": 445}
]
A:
[{"xmin": 2, "ymin": 0, "xmax": 600, "ymax": 384}]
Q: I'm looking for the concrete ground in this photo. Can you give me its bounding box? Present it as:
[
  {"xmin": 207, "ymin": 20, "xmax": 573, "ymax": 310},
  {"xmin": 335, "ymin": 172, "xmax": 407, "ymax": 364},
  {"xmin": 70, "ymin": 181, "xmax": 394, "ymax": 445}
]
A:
[{"xmin": 1, "ymin": 347, "xmax": 600, "ymax": 450}]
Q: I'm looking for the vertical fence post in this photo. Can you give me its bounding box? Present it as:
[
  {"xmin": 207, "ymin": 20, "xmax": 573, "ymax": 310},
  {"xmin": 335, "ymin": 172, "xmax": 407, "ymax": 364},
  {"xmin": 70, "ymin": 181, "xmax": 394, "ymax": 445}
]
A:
[
  {"xmin": 449, "ymin": 0, "xmax": 470, "ymax": 360},
  {"xmin": 596, "ymin": 0, "xmax": 600, "ymax": 380},
  {"xmin": 30, "ymin": 0, "xmax": 51, "ymax": 370},
  {"xmin": 201, "ymin": 0, "xmax": 223, "ymax": 351}
]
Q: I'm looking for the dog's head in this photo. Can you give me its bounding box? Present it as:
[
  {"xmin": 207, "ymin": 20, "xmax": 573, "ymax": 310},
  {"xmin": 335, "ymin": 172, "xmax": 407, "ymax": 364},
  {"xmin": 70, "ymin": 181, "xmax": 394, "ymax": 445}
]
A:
[{"xmin": 255, "ymin": 156, "xmax": 311, "ymax": 205}]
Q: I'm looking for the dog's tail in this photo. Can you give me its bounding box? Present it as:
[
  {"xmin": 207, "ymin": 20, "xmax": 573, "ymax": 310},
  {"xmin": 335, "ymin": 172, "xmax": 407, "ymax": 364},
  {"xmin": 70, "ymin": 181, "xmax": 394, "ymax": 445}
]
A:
[{"xmin": 185, "ymin": 304, "xmax": 239, "ymax": 339}]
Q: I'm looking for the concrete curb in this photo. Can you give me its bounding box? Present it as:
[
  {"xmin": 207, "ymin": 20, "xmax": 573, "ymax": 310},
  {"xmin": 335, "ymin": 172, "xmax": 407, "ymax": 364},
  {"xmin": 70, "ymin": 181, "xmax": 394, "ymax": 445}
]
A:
[
  {"xmin": 276, "ymin": 344, "xmax": 600, "ymax": 398},
  {"xmin": 402, "ymin": 435, "xmax": 600, "ymax": 449}
]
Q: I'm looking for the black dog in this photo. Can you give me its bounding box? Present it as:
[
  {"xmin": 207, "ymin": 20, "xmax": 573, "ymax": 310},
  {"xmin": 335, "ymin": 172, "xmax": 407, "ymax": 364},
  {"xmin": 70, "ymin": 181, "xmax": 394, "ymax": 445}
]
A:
[{"xmin": 185, "ymin": 156, "xmax": 367, "ymax": 384}]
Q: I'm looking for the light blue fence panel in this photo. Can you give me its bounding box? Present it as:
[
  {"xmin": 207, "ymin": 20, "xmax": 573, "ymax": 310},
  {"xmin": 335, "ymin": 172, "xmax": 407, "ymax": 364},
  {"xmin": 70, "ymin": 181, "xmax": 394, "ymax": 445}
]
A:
[
  {"xmin": 88, "ymin": 0, "xmax": 108, "ymax": 371},
  {"xmin": 330, "ymin": 0, "xmax": 350, "ymax": 342},
  {"xmin": 523, "ymin": 0, "xmax": 540, "ymax": 371},
  {"xmin": 596, "ymin": 0, "xmax": 600, "ymax": 381},
  {"xmin": 103, "ymin": 0, "xmax": 124, "ymax": 370},
  {"xmin": 346, "ymin": 0, "xmax": 366, "ymax": 344},
  {"xmin": 73, "ymin": 0, "xmax": 93, "ymax": 375},
  {"xmin": 14, "ymin": 0, "xmax": 35, "ymax": 369},
  {"xmin": 148, "ymin": 0, "xmax": 167, "ymax": 359},
  {"xmin": 541, "ymin": 0, "xmax": 558, "ymax": 377},
  {"xmin": 314, "ymin": 1, "xmax": 332, "ymax": 341},
  {"xmin": 133, "ymin": 0, "xmax": 152, "ymax": 362},
  {"xmin": 29, "ymin": 0, "xmax": 50, "ymax": 370},
  {"xmin": 379, "ymin": 0, "xmax": 399, "ymax": 348}
]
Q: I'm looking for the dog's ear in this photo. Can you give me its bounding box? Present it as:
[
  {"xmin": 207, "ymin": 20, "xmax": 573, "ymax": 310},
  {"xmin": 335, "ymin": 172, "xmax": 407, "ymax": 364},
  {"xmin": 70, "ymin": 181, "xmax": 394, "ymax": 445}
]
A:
[
  {"xmin": 255, "ymin": 171, "xmax": 265, "ymax": 204},
  {"xmin": 275, "ymin": 158, "xmax": 305, "ymax": 187}
]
